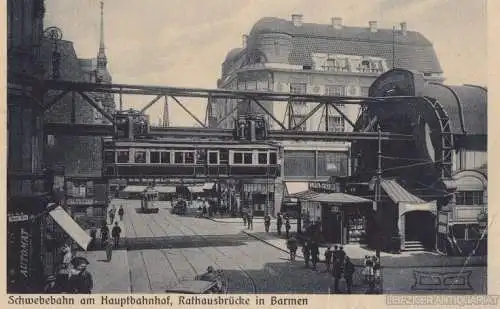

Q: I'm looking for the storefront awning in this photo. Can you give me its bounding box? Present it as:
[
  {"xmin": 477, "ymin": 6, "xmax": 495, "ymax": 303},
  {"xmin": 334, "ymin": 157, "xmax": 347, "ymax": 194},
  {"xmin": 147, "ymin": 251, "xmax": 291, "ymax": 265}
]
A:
[
  {"xmin": 188, "ymin": 186, "xmax": 205, "ymax": 193},
  {"xmin": 155, "ymin": 186, "xmax": 176, "ymax": 193},
  {"xmin": 49, "ymin": 206, "xmax": 92, "ymax": 251},
  {"xmin": 122, "ymin": 185, "xmax": 147, "ymax": 193},
  {"xmin": 309, "ymin": 192, "xmax": 372, "ymax": 204},
  {"xmin": 203, "ymin": 182, "xmax": 215, "ymax": 190},
  {"xmin": 381, "ymin": 180, "xmax": 437, "ymax": 216},
  {"xmin": 380, "ymin": 180, "xmax": 425, "ymax": 204},
  {"xmin": 289, "ymin": 190, "xmax": 322, "ymax": 199},
  {"xmin": 285, "ymin": 182, "xmax": 309, "ymax": 195}
]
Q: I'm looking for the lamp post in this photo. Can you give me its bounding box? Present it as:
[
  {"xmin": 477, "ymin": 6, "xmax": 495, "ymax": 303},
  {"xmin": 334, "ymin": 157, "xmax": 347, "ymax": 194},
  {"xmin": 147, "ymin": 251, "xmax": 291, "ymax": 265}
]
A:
[{"xmin": 43, "ymin": 27, "xmax": 63, "ymax": 80}]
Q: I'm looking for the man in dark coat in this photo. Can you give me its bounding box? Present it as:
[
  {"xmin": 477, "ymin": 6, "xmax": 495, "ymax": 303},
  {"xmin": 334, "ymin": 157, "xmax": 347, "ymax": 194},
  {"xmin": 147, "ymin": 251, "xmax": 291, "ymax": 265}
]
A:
[
  {"xmin": 111, "ymin": 222, "xmax": 122, "ymax": 249},
  {"xmin": 344, "ymin": 256, "xmax": 355, "ymax": 294},
  {"xmin": 332, "ymin": 258, "xmax": 343, "ymax": 293},
  {"xmin": 285, "ymin": 218, "xmax": 291, "ymax": 238},
  {"xmin": 118, "ymin": 205, "xmax": 125, "ymax": 221},
  {"xmin": 302, "ymin": 241, "xmax": 310, "ymax": 268},
  {"xmin": 310, "ymin": 241, "xmax": 319, "ymax": 270},
  {"xmin": 264, "ymin": 214, "xmax": 271, "ymax": 233},
  {"xmin": 69, "ymin": 262, "xmax": 93, "ymax": 294},
  {"xmin": 100, "ymin": 221, "xmax": 109, "ymax": 249},
  {"xmin": 276, "ymin": 213, "xmax": 283, "ymax": 235}
]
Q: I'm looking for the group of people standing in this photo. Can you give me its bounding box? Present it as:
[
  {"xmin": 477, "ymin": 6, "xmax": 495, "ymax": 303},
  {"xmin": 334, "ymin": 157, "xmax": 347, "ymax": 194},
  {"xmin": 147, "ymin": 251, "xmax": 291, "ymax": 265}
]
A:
[
  {"xmin": 89, "ymin": 205, "xmax": 124, "ymax": 262},
  {"xmin": 274, "ymin": 213, "xmax": 292, "ymax": 238}
]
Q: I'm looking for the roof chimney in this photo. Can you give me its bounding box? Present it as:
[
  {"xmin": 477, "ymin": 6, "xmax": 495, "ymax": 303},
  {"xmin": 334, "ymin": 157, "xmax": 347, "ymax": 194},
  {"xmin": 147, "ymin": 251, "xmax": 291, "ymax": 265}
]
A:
[
  {"xmin": 400, "ymin": 22, "xmax": 407, "ymax": 35},
  {"xmin": 242, "ymin": 34, "xmax": 248, "ymax": 48},
  {"xmin": 331, "ymin": 17, "xmax": 342, "ymax": 29},
  {"xmin": 369, "ymin": 20, "xmax": 378, "ymax": 32},
  {"xmin": 291, "ymin": 14, "xmax": 303, "ymax": 27}
]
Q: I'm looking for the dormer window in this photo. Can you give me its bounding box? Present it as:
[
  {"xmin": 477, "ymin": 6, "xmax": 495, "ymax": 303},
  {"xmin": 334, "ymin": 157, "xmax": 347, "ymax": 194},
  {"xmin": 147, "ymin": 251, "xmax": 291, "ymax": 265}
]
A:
[{"xmin": 322, "ymin": 58, "xmax": 349, "ymax": 72}]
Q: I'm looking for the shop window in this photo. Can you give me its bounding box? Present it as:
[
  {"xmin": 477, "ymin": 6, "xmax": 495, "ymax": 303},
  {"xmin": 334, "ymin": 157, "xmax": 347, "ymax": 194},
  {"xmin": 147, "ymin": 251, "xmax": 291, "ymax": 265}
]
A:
[
  {"xmin": 269, "ymin": 152, "xmax": 277, "ymax": 164},
  {"xmin": 244, "ymin": 153, "xmax": 253, "ymax": 164},
  {"xmin": 135, "ymin": 151, "xmax": 146, "ymax": 163},
  {"xmin": 161, "ymin": 152, "xmax": 170, "ymax": 163},
  {"xmin": 258, "ymin": 152, "xmax": 268, "ymax": 164},
  {"xmin": 104, "ymin": 151, "xmax": 115, "ymax": 163},
  {"xmin": 150, "ymin": 151, "xmax": 160, "ymax": 163},
  {"xmin": 208, "ymin": 151, "xmax": 219, "ymax": 164},
  {"xmin": 234, "ymin": 153, "xmax": 243, "ymax": 164},
  {"xmin": 117, "ymin": 151, "xmax": 129, "ymax": 163}
]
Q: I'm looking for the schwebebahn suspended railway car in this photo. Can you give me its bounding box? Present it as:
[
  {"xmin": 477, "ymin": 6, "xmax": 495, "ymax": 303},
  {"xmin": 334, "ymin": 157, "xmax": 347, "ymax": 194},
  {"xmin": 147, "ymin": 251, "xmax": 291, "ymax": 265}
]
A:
[{"xmin": 102, "ymin": 137, "xmax": 281, "ymax": 180}]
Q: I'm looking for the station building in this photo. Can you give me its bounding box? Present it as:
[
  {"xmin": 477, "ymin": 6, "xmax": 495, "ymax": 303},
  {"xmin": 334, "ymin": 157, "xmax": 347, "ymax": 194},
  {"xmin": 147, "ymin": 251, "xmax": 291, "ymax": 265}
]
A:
[{"xmin": 213, "ymin": 14, "xmax": 443, "ymax": 216}]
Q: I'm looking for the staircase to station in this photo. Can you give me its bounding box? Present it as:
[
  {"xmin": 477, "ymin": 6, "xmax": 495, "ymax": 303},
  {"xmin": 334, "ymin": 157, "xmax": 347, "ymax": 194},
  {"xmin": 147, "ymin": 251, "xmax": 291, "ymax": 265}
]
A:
[{"xmin": 404, "ymin": 240, "xmax": 426, "ymax": 252}]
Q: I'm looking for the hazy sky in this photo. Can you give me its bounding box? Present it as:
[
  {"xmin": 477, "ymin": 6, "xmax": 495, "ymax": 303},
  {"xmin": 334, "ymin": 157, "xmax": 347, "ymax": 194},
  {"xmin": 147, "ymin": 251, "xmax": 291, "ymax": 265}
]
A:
[{"xmin": 44, "ymin": 0, "xmax": 487, "ymax": 126}]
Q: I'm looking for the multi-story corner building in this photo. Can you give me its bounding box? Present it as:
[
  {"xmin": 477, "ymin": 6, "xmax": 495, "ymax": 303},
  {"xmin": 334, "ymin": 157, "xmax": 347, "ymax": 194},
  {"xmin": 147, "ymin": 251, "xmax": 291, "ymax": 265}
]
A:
[
  {"xmin": 43, "ymin": 2, "xmax": 114, "ymax": 220},
  {"xmin": 213, "ymin": 14, "xmax": 444, "ymax": 215}
]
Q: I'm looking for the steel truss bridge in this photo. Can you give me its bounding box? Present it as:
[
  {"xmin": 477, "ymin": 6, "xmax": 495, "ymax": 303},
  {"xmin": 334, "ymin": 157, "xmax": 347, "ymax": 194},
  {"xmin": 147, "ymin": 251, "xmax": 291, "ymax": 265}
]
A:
[{"xmin": 17, "ymin": 68, "xmax": 454, "ymax": 181}]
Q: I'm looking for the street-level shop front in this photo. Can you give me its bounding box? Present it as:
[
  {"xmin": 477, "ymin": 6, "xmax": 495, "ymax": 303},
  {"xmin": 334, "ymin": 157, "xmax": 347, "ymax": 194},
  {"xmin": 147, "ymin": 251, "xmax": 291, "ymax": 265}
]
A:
[
  {"xmin": 289, "ymin": 189, "xmax": 373, "ymax": 244},
  {"xmin": 240, "ymin": 180, "xmax": 275, "ymax": 217},
  {"xmin": 7, "ymin": 197, "xmax": 92, "ymax": 293}
]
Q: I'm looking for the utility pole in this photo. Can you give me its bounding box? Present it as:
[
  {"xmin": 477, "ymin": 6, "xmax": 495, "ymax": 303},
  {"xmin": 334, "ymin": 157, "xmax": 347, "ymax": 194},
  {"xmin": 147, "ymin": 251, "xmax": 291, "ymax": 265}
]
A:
[
  {"xmin": 392, "ymin": 26, "xmax": 396, "ymax": 69},
  {"xmin": 375, "ymin": 124, "xmax": 382, "ymax": 259}
]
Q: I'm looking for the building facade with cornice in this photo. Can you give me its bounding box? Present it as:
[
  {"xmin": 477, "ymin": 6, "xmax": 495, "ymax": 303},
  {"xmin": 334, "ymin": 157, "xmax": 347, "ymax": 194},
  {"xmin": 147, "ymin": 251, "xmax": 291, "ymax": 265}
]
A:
[{"xmin": 213, "ymin": 15, "xmax": 444, "ymax": 215}]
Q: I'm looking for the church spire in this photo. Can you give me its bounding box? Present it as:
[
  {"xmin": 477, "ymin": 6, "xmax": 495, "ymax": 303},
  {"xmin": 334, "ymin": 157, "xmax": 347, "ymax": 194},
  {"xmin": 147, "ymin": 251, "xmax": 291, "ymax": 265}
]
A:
[{"xmin": 97, "ymin": 1, "xmax": 107, "ymax": 70}]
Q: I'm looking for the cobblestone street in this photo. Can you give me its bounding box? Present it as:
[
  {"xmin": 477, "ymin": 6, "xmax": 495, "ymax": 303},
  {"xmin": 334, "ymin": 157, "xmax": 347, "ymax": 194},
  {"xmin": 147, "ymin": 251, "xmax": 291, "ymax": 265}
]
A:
[
  {"xmin": 78, "ymin": 199, "xmax": 486, "ymax": 294},
  {"xmin": 83, "ymin": 199, "xmax": 371, "ymax": 294}
]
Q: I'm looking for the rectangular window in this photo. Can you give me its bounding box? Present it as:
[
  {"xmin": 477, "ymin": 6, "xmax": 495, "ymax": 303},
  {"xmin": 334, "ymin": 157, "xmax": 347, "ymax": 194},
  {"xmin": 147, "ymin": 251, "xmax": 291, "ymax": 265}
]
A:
[
  {"xmin": 258, "ymin": 152, "xmax": 267, "ymax": 164},
  {"xmin": 208, "ymin": 151, "xmax": 219, "ymax": 164},
  {"xmin": 150, "ymin": 151, "xmax": 160, "ymax": 163},
  {"xmin": 104, "ymin": 151, "xmax": 115, "ymax": 163},
  {"xmin": 327, "ymin": 115, "xmax": 345, "ymax": 132},
  {"xmin": 117, "ymin": 151, "xmax": 129, "ymax": 163},
  {"xmin": 234, "ymin": 152, "xmax": 243, "ymax": 164},
  {"xmin": 244, "ymin": 153, "xmax": 253, "ymax": 164},
  {"xmin": 269, "ymin": 152, "xmax": 277, "ymax": 164},
  {"xmin": 185, "ymin": 151, "xmax": 195, "ymax": 164},
  {"xmin": 456, "ymin": 191, "xmax": 484, "ymax": 205},
  {"xmin": 361, "ymin": 87, "xmax": 370, "ymax": 97},
  {"xmin": 174, "ymin": 152, "xmax": 184, "ymax": 164},
  {"xmin": 161, "ymin": 152, "xmax": 170, "ymax": 163},
  {"xmin": 135, "ymin": 151, "xmax": 146, "ymax": 163},
  {"xmin": 325, "ymin": 85, "xmax": 345, "ymax": 96},
  {"xmin": 290, "ymin": 83, "xmax": 306, "ymax": 94}
]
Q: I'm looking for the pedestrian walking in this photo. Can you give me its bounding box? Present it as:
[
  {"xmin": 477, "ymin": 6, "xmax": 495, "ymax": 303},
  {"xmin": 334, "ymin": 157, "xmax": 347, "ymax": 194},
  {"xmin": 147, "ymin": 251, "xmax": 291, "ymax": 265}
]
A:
[
  {"xmin": 89, "ymin": 225, "xmax": 97, "ymax": 250},
  {"xmin": 332, "ymin": 258, "xmax": 342, "ymax": 293},
  {"xmin": 276, "ymin": 213, "xmax": 283, "ymax": 235},
  {"xmin": 100, "ymin": 221, "xmax": 109, "ymax": 248},
  {"xmin": 242, "ymin": 212, "xmax": 247, "ymax": 226},
  {"xmin": 105, "ymin": 238, "xmax": 114, "ymax": 261},
  {"xmin": 69, "ymin": 260, "xmax": 93, "ymax": 294},
  {"xmin": 108, "ymin": 207, "xmax": 115, "ymax": 224},
  {"xmin": 247, "ymin": 213, "xmax": 253, "ymax": 230},
  {"xmin": 302, "ymin": 241, "xmax": 310, "ymax": 268},
  {"xmin": 310, "ymin": 241, "xmax": 319, "ymax": 270},
  {"xmin": 285, "ymin": 218, "xmax": 291, "ymax": 238},
  {"xmin": 286, "ymin": 236, "xmax": 298, "ymax": 261},
  {"xmin": 264, "ymin": 214, "xmax": 271, "ymax": 233},
  {"xmin": 338, "ymin": 246, "xmax": 346, "ymax": 272},
  {"xmin": 324, "ymin": 247, "xmax": 333, "ymax": 273},
  {"xmin": 118, "ymin": 205, "xmax": 124, "ymax": 221},
  {"xmin": 344, "ymin": 256, "xmax": 355, "ymax": 294},
  {"xmin": 111, "ymin": 222, "xmax": 122, "ymax": 249}
]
